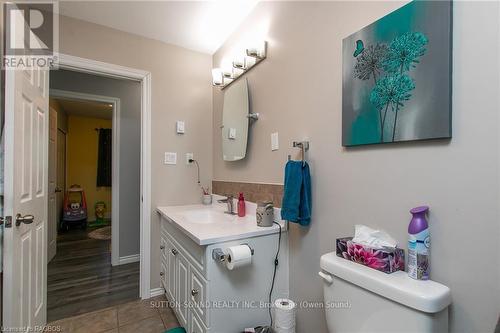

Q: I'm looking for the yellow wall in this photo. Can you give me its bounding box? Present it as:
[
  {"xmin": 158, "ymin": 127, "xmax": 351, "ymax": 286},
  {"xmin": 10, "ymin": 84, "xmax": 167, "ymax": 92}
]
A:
[{"xmin": 67, "ymin": 115, "xmax": 112, "ymax": 221}]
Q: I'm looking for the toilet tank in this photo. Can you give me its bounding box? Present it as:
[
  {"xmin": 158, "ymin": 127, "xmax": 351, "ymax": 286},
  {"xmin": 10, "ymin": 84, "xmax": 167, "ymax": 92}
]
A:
[{"xmin": 320, "ymin": 252, "xmax": 451, "ymax": 333}]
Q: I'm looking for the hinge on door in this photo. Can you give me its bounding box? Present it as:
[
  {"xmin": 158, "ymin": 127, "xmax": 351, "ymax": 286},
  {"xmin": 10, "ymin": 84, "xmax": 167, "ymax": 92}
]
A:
[{"xmin": 1, "ymin": 216, "xmax": 12, "ymax": 228}]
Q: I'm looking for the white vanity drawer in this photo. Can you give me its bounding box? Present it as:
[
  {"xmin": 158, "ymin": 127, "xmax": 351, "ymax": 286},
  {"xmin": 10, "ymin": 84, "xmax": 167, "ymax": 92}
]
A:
[
  {"xmin": 190, "ymin": 311, "xmax": 207, "ymax": 333},
  {"xmin": 189, "ymin": 266, "xmax": 209, "ymax": 327}
]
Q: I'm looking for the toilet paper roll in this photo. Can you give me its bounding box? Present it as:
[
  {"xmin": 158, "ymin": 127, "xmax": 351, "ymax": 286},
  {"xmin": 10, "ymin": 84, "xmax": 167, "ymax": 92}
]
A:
[
  {"xmin": 225, "ymin": 245, "xmax": 252, "ymax": 270},
  {"xmin": 274, "ymin": 298, "xmax": 296, "ymax": 332}
]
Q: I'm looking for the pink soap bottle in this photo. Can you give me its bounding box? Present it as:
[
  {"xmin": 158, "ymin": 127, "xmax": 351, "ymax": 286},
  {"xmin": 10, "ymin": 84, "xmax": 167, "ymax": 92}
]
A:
[{"xmin": 237, "ymin": 193, "xmax": 246, "ymax": 217}]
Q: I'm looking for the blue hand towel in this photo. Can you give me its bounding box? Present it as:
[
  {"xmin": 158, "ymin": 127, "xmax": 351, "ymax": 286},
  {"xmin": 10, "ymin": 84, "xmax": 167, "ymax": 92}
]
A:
[{"xmin": 281, "ymin": 161, "xmax": 312, "ymax": 226}]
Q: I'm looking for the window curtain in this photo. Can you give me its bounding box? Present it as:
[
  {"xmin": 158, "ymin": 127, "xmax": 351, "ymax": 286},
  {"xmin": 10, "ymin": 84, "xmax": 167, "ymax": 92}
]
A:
[{"xmin": 96, "ymin": 128, "xmax": 112, "ymax": 187}]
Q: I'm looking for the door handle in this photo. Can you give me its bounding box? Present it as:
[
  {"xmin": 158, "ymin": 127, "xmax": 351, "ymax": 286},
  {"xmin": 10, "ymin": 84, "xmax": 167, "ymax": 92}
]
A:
[
  {"xmin": 15, "ymin": 214, "xmax": 35, "ymax": 227},
  {"xmin": 54, "ymin": 187, "xmax": 62, "ymax": 193},
  {"xmin": 171, "ymin": 249, "xmax": 178, "ymax": 255},
  {"xmin": 191, "ymin": 289, "xmax": 199, "ymax": 297}
]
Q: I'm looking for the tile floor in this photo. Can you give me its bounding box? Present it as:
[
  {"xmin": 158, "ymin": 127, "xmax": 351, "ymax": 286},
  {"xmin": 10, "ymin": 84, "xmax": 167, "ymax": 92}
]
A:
[{"xmin": 45, "ymin": 295, "xmax": 180, "ymax": 333}]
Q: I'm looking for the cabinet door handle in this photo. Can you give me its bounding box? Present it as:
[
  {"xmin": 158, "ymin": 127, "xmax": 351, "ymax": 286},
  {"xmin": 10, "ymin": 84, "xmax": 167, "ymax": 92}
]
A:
[
  {"xmin": 191, "ymin": 289, "xmax": 199, "ymax": 297},
  {"xmin": 160, "ymin": 245, "xmax": 165, "ymax": 250},
  {"xmin": 160, "ymin": 271, "xmax": 164, "ymax": 277},
  {"xmin": 171, "ymin": 249, "xmax": 178, "ymax": 255}
]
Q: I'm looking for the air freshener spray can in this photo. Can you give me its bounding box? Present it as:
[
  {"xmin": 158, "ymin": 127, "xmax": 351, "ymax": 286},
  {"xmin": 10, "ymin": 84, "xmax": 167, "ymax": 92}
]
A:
[{"xmin": 408, "ymin": 206, "xmax": 430, "ymax": 280}]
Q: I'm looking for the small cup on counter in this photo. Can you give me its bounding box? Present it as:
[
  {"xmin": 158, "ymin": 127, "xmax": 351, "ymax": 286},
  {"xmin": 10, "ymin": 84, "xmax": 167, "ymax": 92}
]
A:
[{"xmin": 202, "ymin": 194, "xmax": 213, "ymax": 205}]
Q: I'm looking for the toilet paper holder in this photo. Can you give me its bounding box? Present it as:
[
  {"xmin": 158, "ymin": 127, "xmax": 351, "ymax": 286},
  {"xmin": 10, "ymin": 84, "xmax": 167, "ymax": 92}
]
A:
[{"xmin": 212, "ymin": 244, "xmax": 254, "ymax": 263}]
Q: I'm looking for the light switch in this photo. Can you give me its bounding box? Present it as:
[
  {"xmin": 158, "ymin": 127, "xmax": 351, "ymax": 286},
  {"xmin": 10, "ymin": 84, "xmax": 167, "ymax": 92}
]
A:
[
  {"xmin": 176, "ymin": 121, "xmax": 185, "ymax": 134},
  {"xmin": 186, "ymin": 153, "xmax": 193, "ymax": 165},
  {"xmin": 164, "ymin": 152, "xmax": 177, "ymax": 165},
  {"xmin": 271, "ymin": 132, "xmax": 279, "ymax": 151},
  {"xmin": 228, "ymin": 128, "xmax": 237, "ymax": 140}
]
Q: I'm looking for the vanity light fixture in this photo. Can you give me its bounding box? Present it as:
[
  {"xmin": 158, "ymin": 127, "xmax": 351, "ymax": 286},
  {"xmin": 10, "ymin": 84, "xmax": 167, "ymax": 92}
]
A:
[
  {"xmin": 232, "ymin": 53, "xmax": 247, "ymax": 70},
  {"xmin": 246, "ymin": 40, "xmax": 266, "ymax": 59},
  {"xmin": 222, "ymin": 68, "xmax": 233, "ymax": 79},
  {"xmin": 212, "ymin": 41, "xmax": 268, "ymax": 90},
  {"xmin": 212, "ymin": 68, "xmax": 223, "ymax": 86}
]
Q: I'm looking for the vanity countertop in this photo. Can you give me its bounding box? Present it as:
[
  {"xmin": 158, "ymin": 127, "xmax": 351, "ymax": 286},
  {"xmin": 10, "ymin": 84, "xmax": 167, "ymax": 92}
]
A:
[{"xmin": 156, "ymin": 196, "xmax": 286, "ymax": 245}]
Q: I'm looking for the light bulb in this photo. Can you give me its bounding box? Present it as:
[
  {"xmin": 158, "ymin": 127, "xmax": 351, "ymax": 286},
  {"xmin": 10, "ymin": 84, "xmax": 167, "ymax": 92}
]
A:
[
  {"xmin": 246, "ymin": 41, "xmax": 266, "ymax": 59},
  {"xmin": 212, "ymin": 68, "xmax": 223, "ymax": 86},
  {"xmin": 232, "ymin": 53, "xmax": 247, "ymax": 69}
]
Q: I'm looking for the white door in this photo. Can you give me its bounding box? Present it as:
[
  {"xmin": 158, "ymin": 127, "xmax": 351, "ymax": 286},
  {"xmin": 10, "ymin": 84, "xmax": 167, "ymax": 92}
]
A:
[
  {"xmin": 56, "ymin": 129, "xmax": 66, "ymax": 230},
  {"xmin": 3, "ymin": 65, "xmax": 49, "ymax": 330},
  {"xmin": 47, "ymin": 107, "xmax": 57, "ymax": 262}
]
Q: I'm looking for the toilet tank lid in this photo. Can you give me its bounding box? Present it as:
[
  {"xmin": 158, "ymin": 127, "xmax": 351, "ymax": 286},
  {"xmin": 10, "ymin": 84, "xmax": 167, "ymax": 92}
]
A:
[{"xmin": 320, "ymin": 252, "xmax": 451, "ymax": 313}]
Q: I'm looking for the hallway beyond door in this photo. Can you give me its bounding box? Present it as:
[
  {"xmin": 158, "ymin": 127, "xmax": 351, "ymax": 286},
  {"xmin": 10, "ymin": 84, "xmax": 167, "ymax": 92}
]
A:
[{"xmin": 47, "ymin": 227, "xmax": 139, "ymax": 322}]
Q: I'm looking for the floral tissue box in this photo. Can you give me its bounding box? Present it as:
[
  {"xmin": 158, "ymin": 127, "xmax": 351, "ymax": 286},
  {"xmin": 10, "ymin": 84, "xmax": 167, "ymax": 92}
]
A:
[{"xmin": 336, "ymin": 237, "xmax": 405, "ymax": 274}]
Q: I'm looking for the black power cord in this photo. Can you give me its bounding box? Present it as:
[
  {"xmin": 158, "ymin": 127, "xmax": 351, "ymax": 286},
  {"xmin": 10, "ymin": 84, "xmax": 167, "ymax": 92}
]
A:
[
  {"xmin": 188, "ymin": 158, "xmax": 200, "ymax": 185},
  {"xmin": 268, "ymin": 221, "xmax": 282, "ymax": 327}
]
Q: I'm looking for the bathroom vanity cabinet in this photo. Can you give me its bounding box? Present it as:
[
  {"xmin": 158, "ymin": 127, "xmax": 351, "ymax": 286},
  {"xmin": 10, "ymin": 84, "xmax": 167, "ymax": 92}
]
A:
[{"xmin": 157, "ymin": 203, "xmax": 288, "ymax": 333}]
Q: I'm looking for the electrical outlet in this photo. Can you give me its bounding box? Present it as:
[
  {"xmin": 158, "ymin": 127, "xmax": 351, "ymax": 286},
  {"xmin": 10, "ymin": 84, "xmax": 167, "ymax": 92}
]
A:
[
  {"xmin": 186, "ymin": 153, "xmax": 194, "ymax": 164},
  {"xmin": 164, "ymin": 152, "xmax": 177, "ymax": 165}
]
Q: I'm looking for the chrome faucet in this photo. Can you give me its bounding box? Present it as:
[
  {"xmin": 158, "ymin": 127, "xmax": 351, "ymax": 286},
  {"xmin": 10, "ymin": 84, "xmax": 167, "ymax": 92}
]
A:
[{"xmin": 218, "ymin": 195, "xmax": 236, "ymax": 215}]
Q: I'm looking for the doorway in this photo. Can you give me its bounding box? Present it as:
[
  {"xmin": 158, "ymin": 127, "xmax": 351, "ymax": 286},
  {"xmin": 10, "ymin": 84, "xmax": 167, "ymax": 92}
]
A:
[
  {"xmin": 56, "ymin": 128, "xmax": 66, "ymax": 240},
  {"xmin": 46, "ymin": 95, "xmax": 140, "ymax": 322},
  {"xmin": 2, "ymin": 54, "xmax": 152, "ymax": 329}
]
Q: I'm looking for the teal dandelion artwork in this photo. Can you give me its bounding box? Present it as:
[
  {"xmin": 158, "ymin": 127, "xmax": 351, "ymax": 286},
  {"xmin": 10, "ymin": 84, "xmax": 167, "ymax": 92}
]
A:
[{"xmin": 342, "ymin": 1, "xmax": 452, "ymax": 146}]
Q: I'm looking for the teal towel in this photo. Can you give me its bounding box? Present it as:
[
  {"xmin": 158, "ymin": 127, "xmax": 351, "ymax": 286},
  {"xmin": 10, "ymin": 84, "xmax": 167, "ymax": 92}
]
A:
[
  {"xmin": 165, "ymin": 327, "xmax": 186, "ymax": 333},
  {"xmin": 281, "ymin": 161, "xmax": 311, "ymax": 226}
]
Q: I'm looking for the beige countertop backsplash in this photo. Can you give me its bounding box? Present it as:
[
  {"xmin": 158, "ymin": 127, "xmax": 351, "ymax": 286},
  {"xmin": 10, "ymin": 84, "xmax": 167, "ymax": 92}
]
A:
[{"xmin": 212, "ymin": 180, "xmax": 283, "ymax": 208}]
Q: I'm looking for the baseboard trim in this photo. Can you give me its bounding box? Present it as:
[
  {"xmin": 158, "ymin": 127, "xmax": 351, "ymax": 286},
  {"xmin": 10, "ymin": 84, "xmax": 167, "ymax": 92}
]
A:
[
  {"xmin": 150, "ymin": 287, "xmax": 164, "ymax": 298},
  {"xmin": 118, "ymin": 254, "xmax": 140, "ymax": 265}
]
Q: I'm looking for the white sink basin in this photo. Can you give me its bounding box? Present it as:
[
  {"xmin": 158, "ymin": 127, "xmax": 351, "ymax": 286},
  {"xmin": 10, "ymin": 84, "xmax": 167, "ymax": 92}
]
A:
[{"xmin": 179, "ymin": 209, "xmax": 228, "ymax": 224}]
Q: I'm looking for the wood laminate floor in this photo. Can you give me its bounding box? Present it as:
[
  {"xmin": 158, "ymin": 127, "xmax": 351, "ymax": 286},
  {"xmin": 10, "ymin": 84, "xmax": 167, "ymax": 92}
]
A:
[{"xmin": 47, "ymin": 226, "xmax": 140, "ymax": 322}]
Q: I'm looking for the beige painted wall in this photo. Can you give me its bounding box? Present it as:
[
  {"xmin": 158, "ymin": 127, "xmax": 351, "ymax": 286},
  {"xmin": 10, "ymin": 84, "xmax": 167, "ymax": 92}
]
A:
[
  {"xmin": 58, "ymin": 15, "xmax": 213, "ymax": 289},
  {"xmin": 213, "ymin": 1, "xmax": 500, "ymax": 332}
]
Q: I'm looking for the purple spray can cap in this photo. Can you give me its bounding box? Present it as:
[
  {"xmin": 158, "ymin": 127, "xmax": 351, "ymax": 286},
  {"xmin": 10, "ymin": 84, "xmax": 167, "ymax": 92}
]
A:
[{"xmin": 408, "ymin": 206, "xmax": 429, "ymax": 234}]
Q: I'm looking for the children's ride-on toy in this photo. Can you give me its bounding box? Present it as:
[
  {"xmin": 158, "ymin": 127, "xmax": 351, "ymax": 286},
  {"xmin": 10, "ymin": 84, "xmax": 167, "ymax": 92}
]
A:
[{"xmin": 61, "ymin": 184, "xmax": 88, "ymax": 231}]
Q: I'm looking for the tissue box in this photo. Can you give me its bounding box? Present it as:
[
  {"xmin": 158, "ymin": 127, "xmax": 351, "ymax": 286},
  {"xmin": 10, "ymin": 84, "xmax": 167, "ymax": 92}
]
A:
[{"xmin": 336, "ymin": 237, "xmax": 405, "ymax": 274}]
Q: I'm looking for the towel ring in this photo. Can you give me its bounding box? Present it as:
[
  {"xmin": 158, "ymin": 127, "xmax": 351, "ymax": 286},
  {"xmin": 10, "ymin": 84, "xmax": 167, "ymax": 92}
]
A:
[{"xmin": 288, "ymin": 141, "xmax": 309, "ymax": 166}]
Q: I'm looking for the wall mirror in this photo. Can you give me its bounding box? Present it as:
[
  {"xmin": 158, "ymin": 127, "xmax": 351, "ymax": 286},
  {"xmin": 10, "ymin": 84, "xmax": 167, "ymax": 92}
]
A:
[{"xmin": 222, "ymin": 78, "xmax": 250, "ymax": 161}]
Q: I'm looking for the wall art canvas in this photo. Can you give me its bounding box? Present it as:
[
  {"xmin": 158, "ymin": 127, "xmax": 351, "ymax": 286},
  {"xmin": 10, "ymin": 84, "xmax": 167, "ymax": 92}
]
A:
[{"xmin": 342, "ymin": 1, "xmax": 452, "ymax": 147}]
